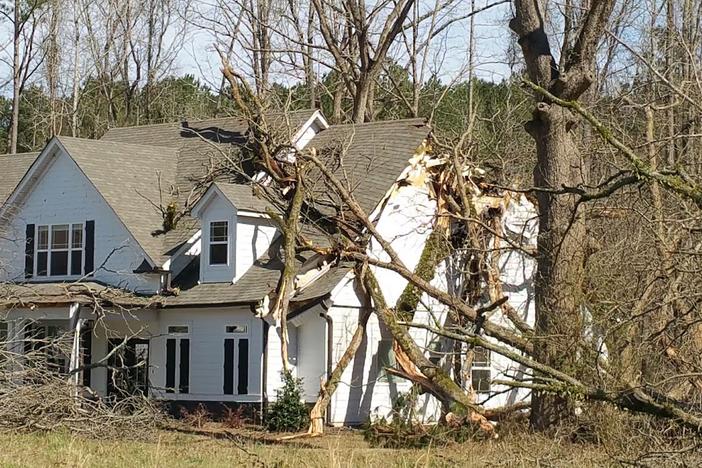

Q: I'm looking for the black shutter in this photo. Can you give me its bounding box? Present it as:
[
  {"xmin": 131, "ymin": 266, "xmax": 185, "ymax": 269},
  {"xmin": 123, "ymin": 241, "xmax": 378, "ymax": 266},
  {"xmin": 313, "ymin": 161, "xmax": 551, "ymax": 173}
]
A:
[
  {"xmin": 24, "ymin": 224, "xmax": 35, "ymax": 278},
  {"xmin": 223, "ymin": 339, "xmax": 234, "ymax": 395},
  {"xmin": 179, "ymin": 339, "xmax": 190, "ymax": 394},
  {"xmin": 84, "ymin": 220, "xmax": 95, "ymax": 275},
  {"xmin": 80, "ymin": 322, "xmax": 92, "ymax": 387},
  {"xmin": 238, "ymin": 339, "xmax": 249, "ymax": 395},
  {"xmin": 165, "ymin": 339, "xmax": 176, "ymax": 393}
]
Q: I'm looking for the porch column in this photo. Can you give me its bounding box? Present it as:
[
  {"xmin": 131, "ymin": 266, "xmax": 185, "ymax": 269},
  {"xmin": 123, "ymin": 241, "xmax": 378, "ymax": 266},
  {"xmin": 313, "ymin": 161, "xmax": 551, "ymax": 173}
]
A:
[{"xmin": 67, "ymin": 302, "xmax": 82, "ymax": 392}]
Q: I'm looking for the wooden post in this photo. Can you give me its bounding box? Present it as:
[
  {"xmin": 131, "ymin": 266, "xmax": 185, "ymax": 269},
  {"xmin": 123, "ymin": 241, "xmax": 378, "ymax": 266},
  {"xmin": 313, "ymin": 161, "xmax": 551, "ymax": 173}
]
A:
[{"xmin": 67, "ymin": 302, "xmax": 82, "ymax": 394}]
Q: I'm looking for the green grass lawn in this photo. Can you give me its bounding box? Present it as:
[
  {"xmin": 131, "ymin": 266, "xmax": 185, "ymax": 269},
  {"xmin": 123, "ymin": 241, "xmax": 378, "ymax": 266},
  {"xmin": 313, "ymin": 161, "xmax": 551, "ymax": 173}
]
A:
[{"xmin": 0, "ymin": 427, "xmax": 621, "ymax": 467}]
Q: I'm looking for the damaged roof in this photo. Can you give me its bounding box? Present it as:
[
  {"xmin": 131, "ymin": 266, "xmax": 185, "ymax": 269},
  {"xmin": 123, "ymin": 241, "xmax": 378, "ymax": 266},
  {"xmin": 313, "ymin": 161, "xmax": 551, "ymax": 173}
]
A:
[
  {"xmin": 0, "ymin": 281, "xmax": 155, "ymax": 308},
  {"xmin": 102, "ymin": 110, "xmax": 318, "ymax": 258},
  {"xmin": 1, "ymin": 112, "xmax": 433, "ymax": 309},
  {"xmin": 305, "ymin": 118, "xmax": 430, "ymax": 215}
]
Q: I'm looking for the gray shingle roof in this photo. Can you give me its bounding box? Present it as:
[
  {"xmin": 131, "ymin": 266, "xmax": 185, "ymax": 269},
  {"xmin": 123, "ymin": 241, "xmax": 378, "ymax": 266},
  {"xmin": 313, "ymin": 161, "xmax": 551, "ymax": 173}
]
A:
[
  {"xmin": 305, "ymin": 118, "xmax": 430, "ymax": 215},
  {"xmin": 101, "ymin": 111, "xmax": 318, "ymax": 256},
  {"xmin": 166, "ymin": 118, "xmax": 431, "ymax": 307},
  {"xmin": 57, "ymin": 136, "xmax": 178, "ymax": 265},
  {"xmin": 292, "ymin": 266, "xmax": 353, "ymax": 303},
  {"xmin": 214, "ymin": 182, "xmax": 276, "ymax": 213},
  {"xmin": 0, "ymin": 152, "xmax": 39, "ymax": 206}
]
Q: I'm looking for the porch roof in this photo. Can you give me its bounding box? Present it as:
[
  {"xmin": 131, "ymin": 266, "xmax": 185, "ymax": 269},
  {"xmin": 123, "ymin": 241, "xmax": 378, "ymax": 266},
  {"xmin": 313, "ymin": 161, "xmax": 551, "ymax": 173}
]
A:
[{"xmin": 0, "ymin": 282, "xmax": 157, "ymax": 309}]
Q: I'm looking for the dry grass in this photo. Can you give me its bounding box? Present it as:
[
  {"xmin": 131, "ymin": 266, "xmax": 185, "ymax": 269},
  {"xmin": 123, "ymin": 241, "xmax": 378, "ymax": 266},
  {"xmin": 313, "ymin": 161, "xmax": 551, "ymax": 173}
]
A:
[{"xmin": 0, "ymin": 426, "xmax": 626, "ymax": 467}]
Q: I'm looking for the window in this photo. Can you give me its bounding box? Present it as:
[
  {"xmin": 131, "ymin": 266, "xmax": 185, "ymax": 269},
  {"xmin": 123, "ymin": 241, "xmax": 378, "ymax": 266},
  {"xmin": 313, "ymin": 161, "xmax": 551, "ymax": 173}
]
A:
[
  {"xmin": 470, "ymin": 346, "xmax": 491, "ymax": 393},
  {"xmin": 223, "ymin": 338, "xmax": 249, "ymax": 395},
  {"xmin": 225, "ymin": 325, "xmax": 247, "ymax": 334},
  {"xmin": 24, "ymin": 324, "xmax": 68, "ymax": 374},
  {"xmin": 208, "ymin": 221, "xmax": 229, "ymax": 265},
  {"xmin": 165, "ymin": 325, "xmax": 189, "ymax": 393},
  {"xmin": 167, "ymin": 325, "xmax": 189, "ymax": 335},
  {"xmin": 166, "ymin": 337, "xmax": 190, "ymax": 394},
  {"xmin": 35, "ymin": 223, "xmax": 83, "ymax": 277},
  {"xmin": 377, "ymin": 340, "xmax": 396, "ymax": 383}
]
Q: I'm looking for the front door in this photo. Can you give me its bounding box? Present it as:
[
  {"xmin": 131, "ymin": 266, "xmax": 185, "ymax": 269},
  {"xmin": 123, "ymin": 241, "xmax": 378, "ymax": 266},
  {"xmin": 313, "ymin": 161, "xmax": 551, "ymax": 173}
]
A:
[{"xmin": 107, "ymin": 338, "xmax": 150, "ymax": 398}]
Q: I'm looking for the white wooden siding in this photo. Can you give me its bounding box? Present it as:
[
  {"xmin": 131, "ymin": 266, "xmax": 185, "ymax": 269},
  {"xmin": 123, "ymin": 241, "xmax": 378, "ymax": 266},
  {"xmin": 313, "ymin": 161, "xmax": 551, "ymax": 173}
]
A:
[
  {"xmin": 199, "ymin": 196, "xmax": 237, "ymax": 283},
  {"xmin": 234, "ymin": 216, "xmax": 277, "ymax": 282},
  {"xmin": 0, "ymin": 149, "xmax": 160, "ymax": 293}
]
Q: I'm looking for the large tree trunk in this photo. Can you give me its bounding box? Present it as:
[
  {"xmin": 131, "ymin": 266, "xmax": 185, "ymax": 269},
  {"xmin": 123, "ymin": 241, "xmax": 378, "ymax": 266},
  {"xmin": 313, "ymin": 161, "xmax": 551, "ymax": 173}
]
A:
[
  {"xmin": 510, "ymin": 0, "xmax": 615, "ymax": 430},
  {"xmin": 527, "ymin": 103, "xmax": 587, "ymax": 430}
]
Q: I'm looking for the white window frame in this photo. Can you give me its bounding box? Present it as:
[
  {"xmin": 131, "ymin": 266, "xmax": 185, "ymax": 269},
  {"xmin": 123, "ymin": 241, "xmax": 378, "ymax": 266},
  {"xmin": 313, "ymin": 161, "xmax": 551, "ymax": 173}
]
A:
[
  {"xmin": 376, "ymin": 339, "xmax": 396, "ymax": 384},
  {"xmin": 165, "ymin": 324, "xmax": 190, "ymax": 395},
  {"xmin": 225, "ymin": 324, "xmax": 248, "ymax": 334},
  {"xmin": 470, "ymin": 346, "xmax": 491, "ymax": 393},
  {"xmin": 167, "ymin": 325, "xmax": 190, "ymax": 335},
  {"xmin": 35, "ymin": 222, "xmax": 85, "ymax": 278},
  {"xmin": 208, "ymin": 220, "xmax": 229, "ymax": 266}
]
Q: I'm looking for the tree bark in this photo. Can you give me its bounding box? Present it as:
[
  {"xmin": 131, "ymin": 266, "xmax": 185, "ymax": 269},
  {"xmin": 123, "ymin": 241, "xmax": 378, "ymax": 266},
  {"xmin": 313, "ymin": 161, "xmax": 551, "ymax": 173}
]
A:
[
  {"xmin": 527, "ymin": 102, "xmax": 587, "ymax": 430},
  {"xmin": 510, "ymin": 0, "xmax": 616, "ymax": 430}
]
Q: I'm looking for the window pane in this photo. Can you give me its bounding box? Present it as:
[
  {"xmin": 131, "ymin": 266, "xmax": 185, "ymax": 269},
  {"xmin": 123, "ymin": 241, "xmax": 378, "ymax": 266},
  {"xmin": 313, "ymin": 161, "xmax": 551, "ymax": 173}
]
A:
[
  {"xmin": 378, "ymin": 340, "xmax": 396, "ymax": 382},
  {"xmin": 37, "ymin": 252, "xmax": 48, "ymax": 276},
  {"xmin": 71, "ymin": 250, "xmax": 83, "ymax": 275},
  {"xmin": 471, "ymin": 369, "xmax": 491, "ymax": 393},
  {"xmin": 71, "ymin": 224, "xmax": 83, "ymax": 248},
  {"xmin": 50, "ymin": 251, "xmax": 68, "ymax": 276},
  {"xmin": 167, "ymin": 325, "xmax": 189, "ymax": 334},
  {"xmin": 51, "ymin": 225, "xmax": 69, "ymax": 249},
  {"xmin": 473, "ymin": 346, "xmax": 490, "ymax": 366},
  {"xmin": 37, "ymin": 226, "xmax": 48, "ymax": 250},
  {"xmin": 210, "ymin": 221, "xmax": 228, "ymax": 242},
  {"xmin": 209, "ymin": 243, "xmax": 228, "ymax": 265},
  {"xmin": 225, "ymin": 325, "xmax": 248, "ymax": 334}
]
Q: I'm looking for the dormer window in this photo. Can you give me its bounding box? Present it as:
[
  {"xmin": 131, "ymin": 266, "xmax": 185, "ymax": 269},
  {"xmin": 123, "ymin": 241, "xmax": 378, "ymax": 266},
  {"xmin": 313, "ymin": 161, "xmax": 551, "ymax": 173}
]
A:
[
  {"xmin": 209, "ymin": 221, "xmax": 229, "ymax": 265},
  {"xmin": 36, "ymin": 223, "xmax": 84, "ymax": 277}
]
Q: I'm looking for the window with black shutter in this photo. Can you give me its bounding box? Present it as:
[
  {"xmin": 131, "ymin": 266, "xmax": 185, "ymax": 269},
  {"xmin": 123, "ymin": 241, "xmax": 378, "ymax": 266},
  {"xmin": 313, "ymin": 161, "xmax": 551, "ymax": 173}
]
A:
[
  {"xmin": 30, "ymin": 223, "xmax": 84, "ymax": 278},
  {"xmin": 165, "ymin": 326, "xmax": 190, "ymax": 394},
  {"xmin": 223, "ymin": 325, "xmax": 249, "ymax": 396}
]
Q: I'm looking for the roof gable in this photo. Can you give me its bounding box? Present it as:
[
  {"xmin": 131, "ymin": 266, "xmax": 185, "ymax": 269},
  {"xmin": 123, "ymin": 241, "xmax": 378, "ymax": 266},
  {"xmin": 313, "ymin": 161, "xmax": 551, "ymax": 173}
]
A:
[{"xmin": 54, "ymin": 136, "xmax": 178, "ymax": 266}]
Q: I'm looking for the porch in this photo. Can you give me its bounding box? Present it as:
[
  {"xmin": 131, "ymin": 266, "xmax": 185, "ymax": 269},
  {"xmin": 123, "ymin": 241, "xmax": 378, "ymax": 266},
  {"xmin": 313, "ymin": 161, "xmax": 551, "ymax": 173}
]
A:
[{"xmin": 1, "ymin": 303, "xmax": 267, "ymax": 406}]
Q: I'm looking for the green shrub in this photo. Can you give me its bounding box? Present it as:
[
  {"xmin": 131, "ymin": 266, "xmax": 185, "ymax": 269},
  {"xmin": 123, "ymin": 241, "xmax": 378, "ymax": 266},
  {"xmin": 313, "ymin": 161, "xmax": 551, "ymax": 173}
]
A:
[{"xmin": 265, "ymin": 371, "xmax": 309, "ymax": 432}]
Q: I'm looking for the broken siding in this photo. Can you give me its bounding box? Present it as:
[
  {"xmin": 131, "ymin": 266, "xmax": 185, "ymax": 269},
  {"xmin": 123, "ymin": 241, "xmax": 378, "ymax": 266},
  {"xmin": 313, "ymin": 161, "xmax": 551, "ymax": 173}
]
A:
[{"xmin": 325, "ymin": 178, "xmax": 444, "ymax": 425}]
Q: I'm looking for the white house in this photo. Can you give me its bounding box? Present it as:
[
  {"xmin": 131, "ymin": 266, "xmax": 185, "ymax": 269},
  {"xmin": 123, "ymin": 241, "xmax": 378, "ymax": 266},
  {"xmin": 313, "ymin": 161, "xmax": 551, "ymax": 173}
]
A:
[{"xmin": 0, "ymin": 110, "xmax": 536, "ymax": 425}]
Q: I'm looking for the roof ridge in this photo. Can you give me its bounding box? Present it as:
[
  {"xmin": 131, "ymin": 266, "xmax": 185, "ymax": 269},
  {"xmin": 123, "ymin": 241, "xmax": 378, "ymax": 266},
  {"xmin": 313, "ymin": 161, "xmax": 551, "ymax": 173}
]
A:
[
  {"xmin": 102, "ymin": 109, "xmax": 319, "ymax": 133},
  {"xmin": 103, "ymin": 115, "xmax": 245, "ymax": 132},
  {"xmin": 57, "ymin": 135, "xmax": 173, "ymax": 151},
  {"xmin": 323, "ymin": 117, "xmax": 428, "ymax": 131}
]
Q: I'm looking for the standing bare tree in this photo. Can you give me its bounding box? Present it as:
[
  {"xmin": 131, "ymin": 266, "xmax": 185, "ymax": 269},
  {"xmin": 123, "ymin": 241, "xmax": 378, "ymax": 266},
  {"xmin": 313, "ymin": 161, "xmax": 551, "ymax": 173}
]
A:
[
  {"xmin": 3, "ymin": 0, "xmax": 48, "ymax": 153},
  {"xmin": 509, "ymin": 0, "xmax": 616, "ymax": 430}
]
